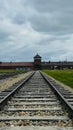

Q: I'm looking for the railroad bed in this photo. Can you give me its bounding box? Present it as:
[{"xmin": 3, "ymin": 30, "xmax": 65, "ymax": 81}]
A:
[
  {"xmin": 0, "ymin": 71, "xmax": 73, "ymax": 130},
  {"xmin": 0, "ymin": 72, "xmax": 24, "ymax": 80}
]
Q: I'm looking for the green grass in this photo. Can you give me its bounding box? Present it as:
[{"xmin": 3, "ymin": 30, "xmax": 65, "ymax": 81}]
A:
[
  {"xmin": 42, "ymin": 70, "xmax": 73, "ymax": 89},
  {"xmin": 0, "ymin": 69, "xmax": 25, "ymax": 73}
]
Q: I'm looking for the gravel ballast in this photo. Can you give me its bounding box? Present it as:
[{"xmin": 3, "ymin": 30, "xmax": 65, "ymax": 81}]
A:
[{"xmin": 0, "ymin": 72, "xmax": 32, "ymax": 92}]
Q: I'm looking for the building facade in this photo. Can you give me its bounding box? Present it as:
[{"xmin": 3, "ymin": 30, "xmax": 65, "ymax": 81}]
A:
[{"xmin": 0, "ymin": 54, "xmax": 73, "ymax": 70}]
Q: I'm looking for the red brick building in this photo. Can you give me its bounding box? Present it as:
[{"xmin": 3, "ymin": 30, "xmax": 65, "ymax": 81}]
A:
[{"xmin": 0, "ymin": 54, "xmax": 73, "ymax": 70}]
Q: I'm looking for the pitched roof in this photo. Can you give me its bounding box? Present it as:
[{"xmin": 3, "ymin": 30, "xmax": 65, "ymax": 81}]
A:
[{"xmin": 34, "ymin": 54, "xmax": 41, "ymax": 58}]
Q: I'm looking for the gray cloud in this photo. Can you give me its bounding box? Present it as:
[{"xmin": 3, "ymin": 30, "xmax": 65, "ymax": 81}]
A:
[
  {"xmin": 0, "ymin": 0, "xmax": 73, "ymax": 61},
  {"xmin": 26, "ymin": 0, "xmax": 73, "ymax": 35},
  {"xmin": 0, "ymin": 31, "xmax": 9, "ymax": 42}
]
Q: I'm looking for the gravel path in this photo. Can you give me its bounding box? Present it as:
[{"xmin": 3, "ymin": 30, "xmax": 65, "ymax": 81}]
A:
[{"xmin": 0, "ymin": 72, "xmax": 32, "ymax": 92}]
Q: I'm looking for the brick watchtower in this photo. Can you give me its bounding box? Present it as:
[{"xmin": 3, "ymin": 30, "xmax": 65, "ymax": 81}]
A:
[{"xmin": 34, "ymin": 54, "xmax": 41, "ymax": 70}]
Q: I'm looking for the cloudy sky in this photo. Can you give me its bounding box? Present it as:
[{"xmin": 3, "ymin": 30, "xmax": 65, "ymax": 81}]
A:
[{"xmin": 0, "ymin": 0, "xmax": 73, "ymax": 62}]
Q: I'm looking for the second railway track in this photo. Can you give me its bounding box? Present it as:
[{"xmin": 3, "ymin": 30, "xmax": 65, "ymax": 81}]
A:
[{"xmin": 0, "ymin": 71, "xmax": 73, "ymax": 129}]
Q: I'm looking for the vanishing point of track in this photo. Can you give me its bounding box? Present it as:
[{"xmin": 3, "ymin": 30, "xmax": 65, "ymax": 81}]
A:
[{"xmin": 0, "ymin": 71, "xmax": 73, "ymax": 129}]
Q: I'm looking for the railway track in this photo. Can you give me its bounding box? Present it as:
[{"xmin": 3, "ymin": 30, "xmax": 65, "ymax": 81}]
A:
[{"xmin": 0, "ymin": 71, "xmax": 73, "ymax": 130}]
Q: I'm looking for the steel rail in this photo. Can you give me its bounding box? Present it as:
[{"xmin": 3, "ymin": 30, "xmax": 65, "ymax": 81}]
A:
[
  {"xmin": 0, "ymin": 71, "xmax": 73, "ymax": 127},
  {"xmin": 0, "ymin": 71, "xmax": 35, "ymax": 110},
  {"xmin": 40, "ymin": 71, "xmax": 73, "ymax": 118}
]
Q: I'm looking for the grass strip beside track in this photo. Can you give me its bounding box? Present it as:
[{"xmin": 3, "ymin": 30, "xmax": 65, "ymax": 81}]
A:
[
  {"xmin": 0, "ymin": 69, "xmax": 25, "ymax": 73},
  {"xmin": 42, "ymin": 70, "xmax": 73, "ymax": 89}
]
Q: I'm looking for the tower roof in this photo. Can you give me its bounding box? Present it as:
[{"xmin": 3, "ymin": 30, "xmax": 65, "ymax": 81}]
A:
[{"xmin": 34, "ymin": 54, "xmax": 41, "ymax": 58}]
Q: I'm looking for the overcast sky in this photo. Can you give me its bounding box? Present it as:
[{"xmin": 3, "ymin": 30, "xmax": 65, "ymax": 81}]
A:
[{"xmin": 0, "ymin": 0, "xmax": 73, "ymax": 62}]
